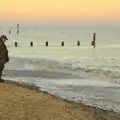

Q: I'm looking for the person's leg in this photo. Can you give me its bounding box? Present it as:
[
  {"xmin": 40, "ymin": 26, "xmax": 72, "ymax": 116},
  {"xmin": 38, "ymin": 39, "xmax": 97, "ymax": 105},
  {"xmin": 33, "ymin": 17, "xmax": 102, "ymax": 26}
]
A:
[
  {"xmin": 0, "ymin": 68, "xmax": 2, "ymax": 79},
  {"xmin": 0, "ymin": 65, "xmax": 5, "ymax": 82}
]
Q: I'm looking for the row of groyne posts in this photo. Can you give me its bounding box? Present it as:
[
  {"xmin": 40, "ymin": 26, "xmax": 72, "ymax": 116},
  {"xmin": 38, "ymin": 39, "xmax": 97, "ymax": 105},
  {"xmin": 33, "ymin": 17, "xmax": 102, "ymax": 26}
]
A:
[{"xmin": 9, "ymin": 24, "xmax": 96, "ymax": 48}]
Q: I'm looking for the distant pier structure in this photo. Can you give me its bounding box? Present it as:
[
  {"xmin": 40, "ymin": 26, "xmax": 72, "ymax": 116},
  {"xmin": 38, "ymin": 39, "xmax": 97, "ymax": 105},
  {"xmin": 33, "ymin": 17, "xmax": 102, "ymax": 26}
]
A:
[{"xmin": 17, "ymin": 24, "xmax": 19, "ymax": 34}]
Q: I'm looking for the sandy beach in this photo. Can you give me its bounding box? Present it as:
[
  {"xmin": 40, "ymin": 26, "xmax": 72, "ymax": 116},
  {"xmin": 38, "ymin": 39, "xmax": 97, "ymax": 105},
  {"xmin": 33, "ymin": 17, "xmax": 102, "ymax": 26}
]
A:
[{"xmin": 0, "ymin": 82, "xmax": 119, "ymax": 120}]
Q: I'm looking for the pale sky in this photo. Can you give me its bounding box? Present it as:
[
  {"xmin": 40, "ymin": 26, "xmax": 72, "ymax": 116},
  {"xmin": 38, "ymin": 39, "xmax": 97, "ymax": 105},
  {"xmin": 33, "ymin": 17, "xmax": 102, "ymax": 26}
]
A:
[{"xmin": 0, "ymin": 0, "xmax": 120, "ymax": 23}]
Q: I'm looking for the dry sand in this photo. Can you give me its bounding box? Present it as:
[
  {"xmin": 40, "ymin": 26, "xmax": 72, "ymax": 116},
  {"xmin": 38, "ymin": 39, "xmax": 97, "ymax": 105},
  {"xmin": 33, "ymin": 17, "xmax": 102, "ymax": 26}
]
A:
[{"xmin": 0, "ymin": 83, "xmax": 120, "ymax": 120}]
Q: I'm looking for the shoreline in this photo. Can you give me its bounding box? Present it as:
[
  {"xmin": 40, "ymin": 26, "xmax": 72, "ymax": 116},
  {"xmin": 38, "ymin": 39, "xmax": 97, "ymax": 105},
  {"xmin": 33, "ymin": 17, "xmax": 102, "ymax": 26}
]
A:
[
  {"xmin": 1, "ymin": 80, "xmax": 120, "ymax": 120},
  {"xmin": 4, "ymin": 80, "xmax": 120, "ymax": 112}
]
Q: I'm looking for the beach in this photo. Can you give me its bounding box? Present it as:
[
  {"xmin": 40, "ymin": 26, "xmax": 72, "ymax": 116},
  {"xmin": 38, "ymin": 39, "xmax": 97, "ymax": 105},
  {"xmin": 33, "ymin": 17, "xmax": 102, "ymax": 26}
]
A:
[{"xmin": 0, "ymin": 82, "xmax": 120, "ymax": 120}]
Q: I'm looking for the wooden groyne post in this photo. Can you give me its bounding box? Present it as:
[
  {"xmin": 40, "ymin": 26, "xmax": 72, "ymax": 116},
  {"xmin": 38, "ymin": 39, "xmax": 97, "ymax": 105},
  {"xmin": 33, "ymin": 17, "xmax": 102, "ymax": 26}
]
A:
[
  {"xmin": 91, "ymin": 33, "xmax": 96, "ymax": 48},
  {"xmin": 61, "ymin": 41, "xmax": 64, "ymax": 46},
  {"xmin": 15, "ymin": 42, "xmax": 18, "ymax": 47},
  {"xmin": 17, "ymin": 24, "xmax": 19, "ymax": 34},
  {"xmin": 30, "ymin": 42, "xmax": 33, "ymax": 47},
  {"xmin": 77, "ymin": 41, "xmax": 80, "ymax": 46},
  {"xmin": 9, "ymin": 30, "xmax": 11, "ymax": 34},
  {"xmin": 46, "ymin": 41, "xmax": 48, "ymax": 46}
]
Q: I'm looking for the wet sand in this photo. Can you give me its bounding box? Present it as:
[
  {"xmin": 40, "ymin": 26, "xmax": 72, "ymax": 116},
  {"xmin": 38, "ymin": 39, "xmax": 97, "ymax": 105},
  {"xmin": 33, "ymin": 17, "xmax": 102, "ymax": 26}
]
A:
[{"xmin": 0, "ymin": 83, "xmax": 120, "ymax": 120}]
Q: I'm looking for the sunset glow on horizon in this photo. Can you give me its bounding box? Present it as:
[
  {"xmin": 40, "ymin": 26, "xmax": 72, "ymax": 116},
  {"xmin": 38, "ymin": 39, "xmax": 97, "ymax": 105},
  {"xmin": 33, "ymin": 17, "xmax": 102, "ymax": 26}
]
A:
[{"xmin": 0, "ymin": 0, "xmax": 120, "ymax": 22}]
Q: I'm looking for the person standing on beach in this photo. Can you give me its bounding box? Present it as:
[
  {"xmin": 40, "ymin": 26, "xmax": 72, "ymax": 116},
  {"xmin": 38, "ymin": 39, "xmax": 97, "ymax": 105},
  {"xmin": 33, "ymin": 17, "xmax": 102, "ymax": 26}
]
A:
[{"xmin": 0, "ymin": 35, "xmax": 9, "ymax": 82}]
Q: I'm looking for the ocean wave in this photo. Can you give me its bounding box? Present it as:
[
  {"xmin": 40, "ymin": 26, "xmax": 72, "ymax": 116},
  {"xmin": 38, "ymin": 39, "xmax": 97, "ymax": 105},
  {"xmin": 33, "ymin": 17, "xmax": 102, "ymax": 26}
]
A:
[
  {"xmin": 4, "ymin": 57, "xmax": 120, "ymax": 84},
  {"xmin": 73, "ymin": 67, "xmax": 120, "ymax": 79}
]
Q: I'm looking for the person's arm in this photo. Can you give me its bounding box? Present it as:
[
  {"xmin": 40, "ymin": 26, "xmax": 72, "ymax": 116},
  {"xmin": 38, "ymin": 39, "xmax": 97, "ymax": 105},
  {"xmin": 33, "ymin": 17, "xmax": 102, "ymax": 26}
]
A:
[{"xmin": 5, "ymin": 50, "xmax": 9, "ymax": 63}]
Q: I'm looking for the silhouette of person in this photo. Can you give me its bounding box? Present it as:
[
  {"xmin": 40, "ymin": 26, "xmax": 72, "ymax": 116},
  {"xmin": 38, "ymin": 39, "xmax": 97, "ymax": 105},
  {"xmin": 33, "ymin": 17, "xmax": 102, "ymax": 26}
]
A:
[{"xmin": 0, "ymin": 35, "xmax": 9, "ymax": 82}]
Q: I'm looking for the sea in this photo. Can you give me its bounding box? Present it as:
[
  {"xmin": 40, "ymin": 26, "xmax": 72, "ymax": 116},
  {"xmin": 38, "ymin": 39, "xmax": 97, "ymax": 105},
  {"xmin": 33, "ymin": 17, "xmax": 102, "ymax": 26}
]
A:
[{"xmin": 1, "ymin": 25, "xmax": 120, "ymax": 112}]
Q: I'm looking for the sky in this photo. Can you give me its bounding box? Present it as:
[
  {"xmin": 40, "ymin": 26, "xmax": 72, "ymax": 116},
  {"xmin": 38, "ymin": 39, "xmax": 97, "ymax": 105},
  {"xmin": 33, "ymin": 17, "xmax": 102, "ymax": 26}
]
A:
[{"xmin": 0, "ymin": 0, "xmax": 120, "ymax": 26}]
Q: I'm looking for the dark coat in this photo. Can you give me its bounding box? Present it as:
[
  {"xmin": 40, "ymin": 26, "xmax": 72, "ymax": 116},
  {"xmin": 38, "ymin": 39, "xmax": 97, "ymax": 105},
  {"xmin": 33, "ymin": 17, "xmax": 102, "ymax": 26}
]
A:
[{"xmin": 0, "ymin": 39, "xmax": 9, "ymax": 66}]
